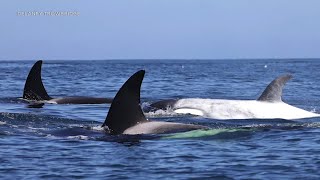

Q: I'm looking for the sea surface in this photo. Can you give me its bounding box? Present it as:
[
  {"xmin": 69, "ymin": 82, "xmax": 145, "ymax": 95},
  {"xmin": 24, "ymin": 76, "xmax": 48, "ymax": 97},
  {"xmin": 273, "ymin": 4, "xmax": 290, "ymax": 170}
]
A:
[{"xmin": 0, "ymin": 59, "xmax": 320, "ymax": 179}]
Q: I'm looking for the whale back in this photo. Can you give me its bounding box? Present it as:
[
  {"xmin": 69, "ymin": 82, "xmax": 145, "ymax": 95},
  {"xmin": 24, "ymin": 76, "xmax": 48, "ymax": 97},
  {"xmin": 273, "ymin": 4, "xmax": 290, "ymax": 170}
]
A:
[
  {"xmin": 23, "ymin": 60, "xmax": 51, "ymax": 101},
  {"xmin": 102, "ymin": 70, "xmax": 147, "ymax": 134},
  {"xmin": 258, "ymin": 74, "xmax": 292, "ymax": 102}
]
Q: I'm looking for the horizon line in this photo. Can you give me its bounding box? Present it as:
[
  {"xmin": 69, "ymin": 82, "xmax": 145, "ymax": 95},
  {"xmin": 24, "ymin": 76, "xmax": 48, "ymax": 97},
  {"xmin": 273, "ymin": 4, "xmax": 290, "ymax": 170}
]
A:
[{"xmin": 0, "ymin": 58, "xmax": 320, "ymax": 61}]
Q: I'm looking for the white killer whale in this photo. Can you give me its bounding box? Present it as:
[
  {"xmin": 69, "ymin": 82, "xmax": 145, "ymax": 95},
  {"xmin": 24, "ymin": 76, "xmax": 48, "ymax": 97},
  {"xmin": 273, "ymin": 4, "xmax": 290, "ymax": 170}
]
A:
[
  {"xmin": 22, "ymin": 60, "xmax": 113, "ymax": 105},
  {"xmin": 101, "ymin": 70, "xmax": 207, "ymax": 135},
  {"xmin": 150, "ymin": 74, "xmax": 320, "ymax": 120}
]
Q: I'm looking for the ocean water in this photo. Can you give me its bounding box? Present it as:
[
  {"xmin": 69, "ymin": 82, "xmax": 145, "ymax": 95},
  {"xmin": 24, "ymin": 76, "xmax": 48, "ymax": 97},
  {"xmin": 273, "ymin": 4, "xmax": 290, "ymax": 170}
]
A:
[{"xmin": 0, "ymin": 59, "xmax": 320, "ymax": 179}]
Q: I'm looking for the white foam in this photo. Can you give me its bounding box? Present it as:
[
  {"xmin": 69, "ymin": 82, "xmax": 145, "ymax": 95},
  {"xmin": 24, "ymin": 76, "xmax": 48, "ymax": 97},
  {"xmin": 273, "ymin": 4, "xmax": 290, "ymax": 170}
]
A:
[
  {"xmin": 91, "ymin": 125, "xmax": 104, "ymax": 131},
  {"xmin": 144, "ymin": 109, "xmax": 181, "ymax": 118},
  {"xmin": 67, "ymin": 135, "xmax": 89, "ymax": 140}
]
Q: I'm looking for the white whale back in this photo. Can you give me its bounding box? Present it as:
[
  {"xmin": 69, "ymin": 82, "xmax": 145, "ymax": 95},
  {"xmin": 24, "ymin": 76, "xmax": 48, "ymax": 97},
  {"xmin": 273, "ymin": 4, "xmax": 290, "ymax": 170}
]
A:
[{"xmin": 173, "ymin": 98, "xmax": 319, "ymax": 120}]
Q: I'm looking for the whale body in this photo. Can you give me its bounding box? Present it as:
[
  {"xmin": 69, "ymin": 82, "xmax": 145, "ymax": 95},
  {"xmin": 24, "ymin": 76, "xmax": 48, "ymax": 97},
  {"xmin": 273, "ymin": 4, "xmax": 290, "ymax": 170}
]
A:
[
  {"xmin": 150, "ymin": 74, "xmax": 320, "ymax": 120},
  {"xmin": 102, "ymin": 70, "xmax": 206, "ymax": 135},
  {"xmin": 172, "ymin": 98, "xmax": 319, "ymax": 120},
  {"xmin": 22, "ymin": 60, "xmax": 113, "ymax": 105}
]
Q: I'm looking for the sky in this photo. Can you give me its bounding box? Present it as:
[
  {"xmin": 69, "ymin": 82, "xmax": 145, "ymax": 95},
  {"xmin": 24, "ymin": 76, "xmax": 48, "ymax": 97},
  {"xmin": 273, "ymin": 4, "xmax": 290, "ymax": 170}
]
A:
[{"xmin": 0, "ymin": 0, "xmax": 320, "ymax": 60}]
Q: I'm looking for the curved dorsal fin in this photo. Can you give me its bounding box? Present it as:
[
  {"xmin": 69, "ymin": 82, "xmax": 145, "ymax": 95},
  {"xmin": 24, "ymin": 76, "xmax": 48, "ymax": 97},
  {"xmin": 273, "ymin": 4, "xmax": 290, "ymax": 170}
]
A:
[
  {"xmin": 23, "ymin": 60, "xmax": 52, "ymax": 101},
  {"xmin": 102, "ymin": 70, "xmax": 147, "ymax": 134},
  {"xmin": 258, "ymin": 74, "xmax": 293, "ymax": 102}
]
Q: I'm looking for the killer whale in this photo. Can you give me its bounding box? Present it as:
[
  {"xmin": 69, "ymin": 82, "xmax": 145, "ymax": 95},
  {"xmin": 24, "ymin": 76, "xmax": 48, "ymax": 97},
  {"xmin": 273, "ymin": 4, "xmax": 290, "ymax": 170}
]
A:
[
  {"xmin": 150, "ymin": 74, "xmax": 320, "ymax": 120},
  {"xmin": 23, "ymin": 60, "xmax": 113, "ymax": 104},
  {"xmin": 102, "ymin": 70, "xmax": 207, "ymax": 135}
]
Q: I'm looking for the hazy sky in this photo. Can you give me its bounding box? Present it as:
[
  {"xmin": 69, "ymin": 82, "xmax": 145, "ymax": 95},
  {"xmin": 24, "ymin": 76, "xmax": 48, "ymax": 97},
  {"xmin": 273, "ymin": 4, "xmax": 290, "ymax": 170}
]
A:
[{"xmin": 1, "ymin": 0, "xmax": 320, "ymax": 60}]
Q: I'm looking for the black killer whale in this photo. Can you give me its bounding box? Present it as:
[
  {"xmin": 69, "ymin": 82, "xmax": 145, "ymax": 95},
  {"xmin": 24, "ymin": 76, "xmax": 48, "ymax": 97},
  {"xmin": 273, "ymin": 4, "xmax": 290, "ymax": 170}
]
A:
[
  {"xmin": 22, "ymin": 60, "xmax": 113, "ymax": 104},
  {"xmin": 149, "ymin": 74, "xmax": 320, "ymax": 120},
  {"xmin": 101, "ymin": 70, "xmax": 207, "ymax": 135}
]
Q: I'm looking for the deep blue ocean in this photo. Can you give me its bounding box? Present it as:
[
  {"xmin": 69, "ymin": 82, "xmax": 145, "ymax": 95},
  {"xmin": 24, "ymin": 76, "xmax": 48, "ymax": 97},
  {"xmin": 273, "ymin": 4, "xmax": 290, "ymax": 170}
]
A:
[{"xmin": 1, "ymin": 60, "xmax": 320, "ymax": 179}]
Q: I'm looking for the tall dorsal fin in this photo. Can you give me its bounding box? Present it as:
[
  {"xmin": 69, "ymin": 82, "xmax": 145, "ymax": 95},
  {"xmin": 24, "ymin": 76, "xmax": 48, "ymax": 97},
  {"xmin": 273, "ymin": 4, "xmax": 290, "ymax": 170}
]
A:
[
  {"xmin": 258, "ymin": 74, "xmax": 293, "ymax": 102},
  {"xmin": 102, "ymin": 70, "xmax": 147, "ymax": 134},
  {"xmin": 23, "ymin": 60, "xmax": 52, "ymax": 101}
]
